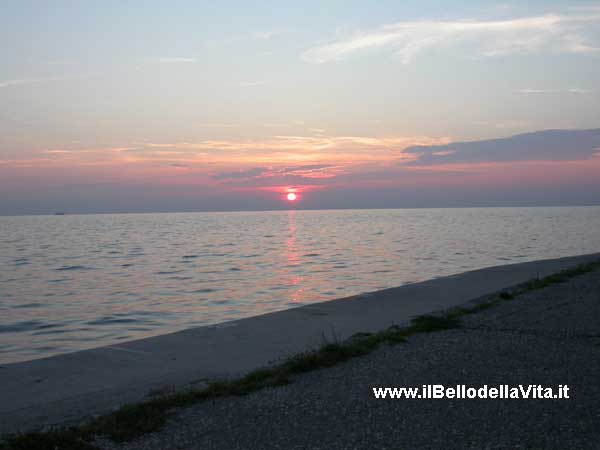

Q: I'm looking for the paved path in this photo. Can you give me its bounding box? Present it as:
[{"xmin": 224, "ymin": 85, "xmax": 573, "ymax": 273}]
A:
[
  {"xmin": 1, "ymin": 253, "xmax": 599, "ymax": 435},
  {"xmin": 99, "ymin": 260, "xmax": 600, "ymax": 450}
]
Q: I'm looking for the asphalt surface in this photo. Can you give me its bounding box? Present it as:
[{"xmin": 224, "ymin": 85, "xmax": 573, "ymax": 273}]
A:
[{"xmin": 98, "ymin": 266, "xmax": 600, "ymax": 450}]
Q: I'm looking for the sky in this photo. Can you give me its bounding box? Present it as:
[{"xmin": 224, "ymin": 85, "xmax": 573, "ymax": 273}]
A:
[{"xmin": 1, "ymin": 0, "xmax": 600, "ymax": 214}]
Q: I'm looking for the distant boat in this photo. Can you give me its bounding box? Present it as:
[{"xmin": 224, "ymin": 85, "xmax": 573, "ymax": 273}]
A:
[{"xmin": 54, "ymin": 212, "xmax": 65, "ymax": 215}]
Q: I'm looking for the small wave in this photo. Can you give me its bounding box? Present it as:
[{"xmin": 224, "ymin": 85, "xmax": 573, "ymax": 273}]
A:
[
  {"xmin": 0, "ymin": 321, "xmax": 61, "ymax": 333},
  {"xmin": 1, "ymin": 238, "xmax": 23, "ymax": 244},
  {"xmin": 55, "ymin": 265, "xmax": 94, "ymax": 271},
  {"xmin": 267, "ymin": 285, "xmax": 287, "ymax": 291},
  {"xmin": 14, "ymin": 303, "xmax": 43, "ymax": 309},
  {"xmin": 32, "ymin": 328, "xmax": 70, "ymax": 336},
  {"xmin": 126, "ymin": 326, "xmax": 154, "ymax": 332},
  {"xmin": 0, "ymin": 277, "xmax": 19, "ymax": 283},
  {"xmin": 303, "ymin": 253, "xmax": 320, "ymax": 257},
  {"xmin": 182, "ymin": 255, "xmax": 199, "ymax": 259},
  {"xmin": 86, "ymin": 317, "xmax": 142, "ymax": 326},
  {"xmin": 190, "ymin": 288, "xmax": 217, "ymax": 293},
  {"xmin": 211, "ymin": 299, "xmax": 236, "ymax": 305}
]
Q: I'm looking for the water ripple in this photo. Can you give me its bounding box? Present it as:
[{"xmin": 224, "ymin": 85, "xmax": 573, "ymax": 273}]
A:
[{"xmin": 1, "ymin": 207, "xmax": 599, "ymax": 364}]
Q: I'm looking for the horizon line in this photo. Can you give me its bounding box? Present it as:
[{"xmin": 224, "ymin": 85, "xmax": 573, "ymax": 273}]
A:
[{"xmin": 2, "ymin": 203, "xmax": 600, "ymax": 218}]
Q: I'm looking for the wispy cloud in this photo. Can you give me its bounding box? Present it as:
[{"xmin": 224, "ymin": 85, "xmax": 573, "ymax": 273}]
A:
[
  {"xmin": 33, "ymin": 131, "xmax": 600, "ymax": 179},
  {"xmin": 35, "ymin": 135, "xmax": 449, "ymax": 170},
  {"xmin": 43, "ymin": 147, "xmax": 136, "ymax": 154},
  {"xmin": 473, "ymin": 120, "xmax": 533, "ymax": 129},
  {"xmin": 195, "ymin": 122, "xmax": 241, "ymax": 128},
  {"xmin": 138, "ymin": 57, "xmax": 197, "ymax": 63},
  {"xmin": 260, "ymin": 121, "xmax": 308, "ymax": 129},
  {"xmin": 202, "ymin": 30, "xmax": 282, "ymax": 48},
  {"xmin": 225, "ymin": 80, "xmax": 267, "ymax": 87},
  {"xmin": 303, "ymin": 11, "xmax": 600, "ymax": 63},
  {"xmin": 214, "ymin": 164, "xmax": 344, "ymax": 181},
  {"xmin": 517, "ymin": 87, "xmax": 591, "ymax": 94},
  {"xmin": 0, "ymin": 77, "xmax": 63, "ymax": 88},
  {"xmin": 142, "ymin": 135, "xmax": 451, "ymax": 166},
  {"xmin": 251, "ymin": 31, "xmax": 278, "ymax": 40}
]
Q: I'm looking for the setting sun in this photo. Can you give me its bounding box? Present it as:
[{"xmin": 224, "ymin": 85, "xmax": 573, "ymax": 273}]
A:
[{"xmin": 286, "ymin": 192, "xmax": 297, "ymax": 201}]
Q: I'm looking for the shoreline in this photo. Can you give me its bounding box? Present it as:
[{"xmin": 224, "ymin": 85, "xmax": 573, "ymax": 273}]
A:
[{"xmin": 2, "ymin": 252, "xmax": 600, "ymax": 434}]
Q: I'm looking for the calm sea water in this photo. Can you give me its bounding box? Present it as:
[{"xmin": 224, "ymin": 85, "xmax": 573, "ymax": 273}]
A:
[{"xmin": 1, "ymin": 207, "xmax": 600, "ymax": 364}]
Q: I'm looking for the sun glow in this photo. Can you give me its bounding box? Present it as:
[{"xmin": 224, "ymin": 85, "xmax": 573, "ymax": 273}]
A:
[{"xmin": 286, "ymin": 192, "xmax": 297, "ymax": 201}]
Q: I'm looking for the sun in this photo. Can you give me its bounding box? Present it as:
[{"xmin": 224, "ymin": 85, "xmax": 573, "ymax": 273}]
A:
[{"xmin": 286, "ymin": 192, "xmax": 297, "ymax": 201}]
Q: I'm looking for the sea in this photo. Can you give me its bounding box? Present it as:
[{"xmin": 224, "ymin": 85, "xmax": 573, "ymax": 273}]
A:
[{"xmin": 1, "ymin": 206, "xmax": 600, "ymax": 364}]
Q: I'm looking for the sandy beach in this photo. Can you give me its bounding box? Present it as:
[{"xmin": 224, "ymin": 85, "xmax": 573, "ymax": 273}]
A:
[{"xmin": 2, "ymin": 253, "xmax": 600, "ymax": 449}]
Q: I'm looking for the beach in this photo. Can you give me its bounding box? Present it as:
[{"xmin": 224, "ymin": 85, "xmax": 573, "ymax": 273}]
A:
[
  {"xmin": 95, "ymin": 255, "xmax": 600, "ymax": 450},
  {"xmin": 2, "ymin": 253, "xmax": 599, "ymax": 447}
]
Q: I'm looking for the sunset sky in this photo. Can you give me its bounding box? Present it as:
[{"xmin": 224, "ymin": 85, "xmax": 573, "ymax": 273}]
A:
[{"xmin": 1, "ymin": 1, "xmax": 600, "ymax": 214}]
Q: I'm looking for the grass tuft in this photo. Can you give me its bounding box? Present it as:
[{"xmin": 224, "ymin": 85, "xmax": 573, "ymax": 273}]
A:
[
  {"xmin": 515, "ymin": 261, "xmax": 600, "ymax": 294},
  {"xmin": 83, "ymin": 403, "xmax": 166, "ymax": 443},
  {"xmin": 409, "ymin": 314, "xmax": 462, "ymax": 332},
  {"xmin": 0, "ymin": 429, "xmax": 96, "ymax": 450}
]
